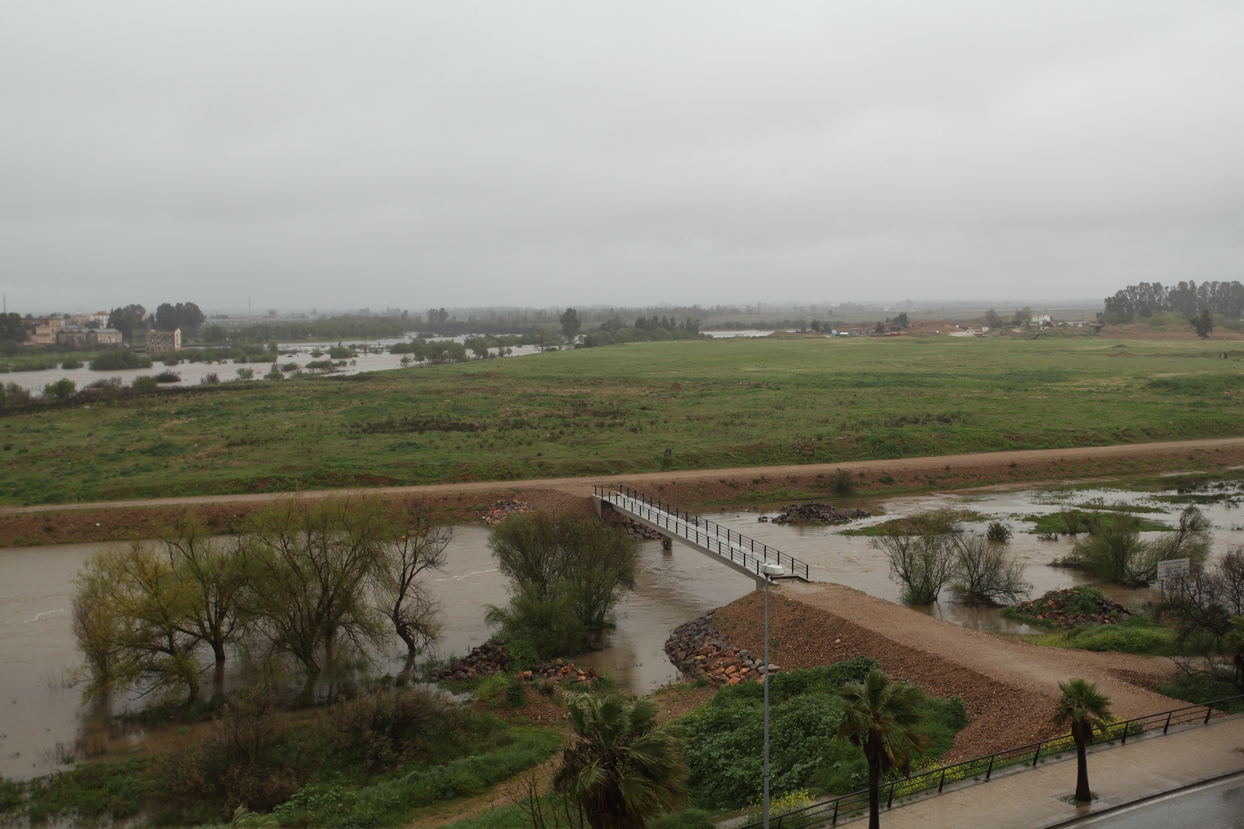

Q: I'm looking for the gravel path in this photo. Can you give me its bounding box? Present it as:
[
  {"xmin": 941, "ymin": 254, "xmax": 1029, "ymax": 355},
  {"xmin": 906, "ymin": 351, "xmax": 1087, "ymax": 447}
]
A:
[{"xmin": 715, "ymin": 582, "xmax": 1180, "ymax": 760}]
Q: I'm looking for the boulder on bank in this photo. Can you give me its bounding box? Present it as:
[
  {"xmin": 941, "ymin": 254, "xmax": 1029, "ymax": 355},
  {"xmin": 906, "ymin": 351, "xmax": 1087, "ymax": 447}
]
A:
[
  {"xmin": 1008, "ymin": 587, "xmax": 1133, "ymax": 629},
  {"xmin": 760, "ymin": 502, "xmax": 870, "ymax": 525},
  {"xmin": 665, "ymin": 611, "xmax": 779, "ymax": 686},
  {"xmin": 482, "ymin": 499, "xmax": 537, "ymax": 525},
  {"xmin": 429, "ymin": 638, "xmax": 601, "ymax": 685}
]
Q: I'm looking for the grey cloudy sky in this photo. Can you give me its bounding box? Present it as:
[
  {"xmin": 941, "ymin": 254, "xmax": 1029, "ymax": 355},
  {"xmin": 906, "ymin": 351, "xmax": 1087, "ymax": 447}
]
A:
[{"xmin": 2, "ymin": 1, "xmax": 1241, "ymax": 315}]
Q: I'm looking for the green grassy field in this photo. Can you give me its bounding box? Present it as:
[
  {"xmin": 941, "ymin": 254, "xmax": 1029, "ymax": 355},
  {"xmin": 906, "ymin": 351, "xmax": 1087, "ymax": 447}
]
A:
[{"xmin": 1, "ymin": 335, "xmax": 1241, "ymax": 505}]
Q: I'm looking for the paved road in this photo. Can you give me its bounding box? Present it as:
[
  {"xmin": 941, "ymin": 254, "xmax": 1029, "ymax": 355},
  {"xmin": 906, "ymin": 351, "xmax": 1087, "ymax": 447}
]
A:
[{"xmin": 1059, "ymin": 773, "xmax": 1244, "ymax": 829}]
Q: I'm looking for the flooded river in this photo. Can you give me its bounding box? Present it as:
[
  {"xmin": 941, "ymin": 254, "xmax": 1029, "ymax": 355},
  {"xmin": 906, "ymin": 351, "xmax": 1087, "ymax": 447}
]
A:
[
  {"xmin": 2, "ymin": 482, "xmax": 1241, "ymax": 780},
  {"xmin": 0, "ymin": 338, "xmax": 543, "ymax": 394}
]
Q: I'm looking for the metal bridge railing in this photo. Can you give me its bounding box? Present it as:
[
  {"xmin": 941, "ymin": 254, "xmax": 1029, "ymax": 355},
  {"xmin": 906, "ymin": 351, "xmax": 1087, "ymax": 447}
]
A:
[
  {"xmin": 735, "ymin": 694, "xmax": 1244, "ymax": 829},
  {"xmin": 594, "ymin": 484, "xmax": 811, "ymax": 581}
]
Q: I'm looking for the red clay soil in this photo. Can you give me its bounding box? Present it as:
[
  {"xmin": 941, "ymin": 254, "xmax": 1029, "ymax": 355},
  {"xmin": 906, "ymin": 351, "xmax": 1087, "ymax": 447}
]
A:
[{"xmin": 715, "ymin": 583, "xmax": 1180, "ymax": 762}]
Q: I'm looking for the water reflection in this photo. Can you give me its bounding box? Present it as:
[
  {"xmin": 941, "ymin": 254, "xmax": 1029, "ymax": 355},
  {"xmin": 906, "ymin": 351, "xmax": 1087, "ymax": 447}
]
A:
[{"xmin": 1, "ymin": 480, "xmax": 1240, "ymax": 779}]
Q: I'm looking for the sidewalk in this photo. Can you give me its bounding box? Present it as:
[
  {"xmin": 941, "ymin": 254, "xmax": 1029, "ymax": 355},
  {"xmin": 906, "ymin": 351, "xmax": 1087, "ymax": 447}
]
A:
[{"xmin": 856, "ymin": 713, "xmax": 1244, "ymax": 829}]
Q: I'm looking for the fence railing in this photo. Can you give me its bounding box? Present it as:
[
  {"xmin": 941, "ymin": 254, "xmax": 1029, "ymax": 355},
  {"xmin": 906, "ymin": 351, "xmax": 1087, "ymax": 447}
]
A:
[
  {"xmin": 594, "ymin": 484, "xmax": 810, "ymax": 581},
  {"xmin": 736, "ymin": 694, "xmax": 1244, "ymax": 828}
]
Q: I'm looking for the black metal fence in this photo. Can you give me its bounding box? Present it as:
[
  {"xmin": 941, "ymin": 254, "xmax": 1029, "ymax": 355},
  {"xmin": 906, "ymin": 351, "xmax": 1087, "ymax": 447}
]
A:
[
  {"xmin": 737, "ymin": 694, "xmax": 1244, "ymax": 828},
  {"xmin": 594, "ymin": 484, "xmax": 811, "ymax": 581}
]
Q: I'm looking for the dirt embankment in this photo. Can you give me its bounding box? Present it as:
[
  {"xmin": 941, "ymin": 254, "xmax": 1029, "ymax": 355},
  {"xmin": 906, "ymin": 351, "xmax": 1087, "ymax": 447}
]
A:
[
  {"xmin": 715, "ymin": 583, "xmax": 1179, "ymax": 761},
  {"xmin": 3, "ymin": 437, "xmax": 1243, "ymax": 548}
]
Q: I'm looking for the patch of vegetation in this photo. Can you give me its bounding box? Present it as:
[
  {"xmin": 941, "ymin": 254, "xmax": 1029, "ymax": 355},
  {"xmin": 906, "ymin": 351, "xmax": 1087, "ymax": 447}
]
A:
[
  {"xmin": 4, "ymin": 336, "xmax": 1244, "ymax": 505},
  {"xmin": 841, "ymin": 509, "xmax": 987, "ymax": 537},
  {"xmin": 89, "ymin": 349, "xmax": 154, "ymax": 371},
  {"xmin": 1026, "ymin": 620, "xmax": 1182, "ymax": 656},
  {"xmin": 680, "ymin": 658, "xmax": 967, "ymax": 811},
  {"xmin": 1024, "ymin": 510, "xmax": 1169, "ymax": 535},
  {"xmin": 1157, "ymin": 674, "xmax": 1244, "ymax": 708}
]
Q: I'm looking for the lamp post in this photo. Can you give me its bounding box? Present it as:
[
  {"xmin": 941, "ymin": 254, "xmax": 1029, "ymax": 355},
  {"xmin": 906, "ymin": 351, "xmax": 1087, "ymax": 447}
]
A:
[{"xmin": 761, "ymin": 561, "xmax": 785, "ymax": 829}]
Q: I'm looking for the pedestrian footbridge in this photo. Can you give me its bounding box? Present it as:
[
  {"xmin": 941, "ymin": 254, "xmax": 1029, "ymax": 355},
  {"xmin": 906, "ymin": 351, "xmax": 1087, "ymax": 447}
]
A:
[{"xmin": 593, "ymin": 484, "xmax": 810, "ymax": 585}]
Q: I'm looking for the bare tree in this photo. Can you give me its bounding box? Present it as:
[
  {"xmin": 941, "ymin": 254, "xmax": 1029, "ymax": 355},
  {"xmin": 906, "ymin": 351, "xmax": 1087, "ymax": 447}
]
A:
[
  {"xmin": 379, "ymin": 503, "xmax": 451, "ymax": 675},
  {"xmin": 949, "ymin": 535, "xmax": 1031, "ymax": 606},
  {"xmin": 876, "ymin": 527, "xmax": 956, "ymax": 604}
]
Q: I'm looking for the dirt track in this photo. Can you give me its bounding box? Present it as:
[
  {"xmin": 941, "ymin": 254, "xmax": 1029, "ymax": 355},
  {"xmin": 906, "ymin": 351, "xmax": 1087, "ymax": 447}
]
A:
[
  {"xmin": 2, "ymin": 436, "xmax": 1242, "ymax": 548},
  {"xmin": 717, "ymin": 583, "xmax": 1181, "ymax": 760}
]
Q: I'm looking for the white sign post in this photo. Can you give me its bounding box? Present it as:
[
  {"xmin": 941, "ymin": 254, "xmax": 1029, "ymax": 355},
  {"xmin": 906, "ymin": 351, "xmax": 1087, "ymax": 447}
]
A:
[{"xmin": 1156, "ymin": 557, "xmax": 1191, "ymax": 605}]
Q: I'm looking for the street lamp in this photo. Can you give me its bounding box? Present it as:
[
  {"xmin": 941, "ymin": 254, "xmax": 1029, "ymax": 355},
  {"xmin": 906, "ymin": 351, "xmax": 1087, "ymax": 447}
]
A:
[{"xmin": 761, "ymin": 561, "xmax": 785, "ymax": 829}]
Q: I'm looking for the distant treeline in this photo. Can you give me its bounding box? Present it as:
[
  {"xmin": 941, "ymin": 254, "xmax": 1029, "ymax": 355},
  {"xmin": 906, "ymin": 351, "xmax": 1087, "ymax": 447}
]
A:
[
  {"xmin": 1103, "ymin": 280, "xmax": 1244, "ymax": 323},
  {"xmin": 710, "ymin": 318, "xmax": 850, "ymax": 331},
  {"xmin": 205, "ymin": 315, "xmax": 406, "ymax": 343},
  {"xmin": 414, "ymin": 305, "xmax": 725, "ymax": 337}
]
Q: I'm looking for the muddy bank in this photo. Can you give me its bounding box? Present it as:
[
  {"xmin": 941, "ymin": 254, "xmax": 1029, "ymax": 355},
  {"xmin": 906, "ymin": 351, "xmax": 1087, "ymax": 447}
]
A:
[
  {"xmin": 711, "ymin": 582, "xmax": 1178, "ymax": 762},
  {"xmin": 3, "ymin": 438, "xmax": 1243, "ymax": 547}
]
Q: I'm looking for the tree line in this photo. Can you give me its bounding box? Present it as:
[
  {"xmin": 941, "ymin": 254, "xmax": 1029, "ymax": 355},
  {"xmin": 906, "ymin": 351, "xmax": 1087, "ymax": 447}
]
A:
[
  {"xmin": 72, "ymin": 497, "xmax": 450, "ymax": 705},
  {"xmin": 1103, "ymin": 280, "xmax": 1244, "ymax": 323}
]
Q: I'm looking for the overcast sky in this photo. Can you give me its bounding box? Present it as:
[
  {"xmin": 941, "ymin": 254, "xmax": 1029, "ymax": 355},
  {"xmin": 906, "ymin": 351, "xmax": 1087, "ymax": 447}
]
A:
[{"xmin": 2, "ymin": 1, "xmax": 1241, "ymax": 315}]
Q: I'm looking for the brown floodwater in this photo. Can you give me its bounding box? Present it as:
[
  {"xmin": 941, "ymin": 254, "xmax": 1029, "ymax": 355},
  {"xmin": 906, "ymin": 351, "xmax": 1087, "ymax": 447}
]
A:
[{"xmin": 2, "ymin": 482, "xmax": 1241, "ymax": 780}]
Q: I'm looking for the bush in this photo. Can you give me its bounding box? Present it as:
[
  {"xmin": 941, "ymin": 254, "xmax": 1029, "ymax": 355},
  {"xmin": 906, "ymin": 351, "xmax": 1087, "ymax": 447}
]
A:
[
  {"xmin": 61, "ymin": 358, "xmax": 82, "ymax": 369},
  {"xmin": 152, "ymin": 370, "xmax": 181, "ymax": 384},
  {"xmin": 0, "ymin": 382, "xmax": 33, "ymax": 408},
  {"xmin": 830, "ymin": 468, "xmax": 855, "ymax": 496},
  {"xmin": 201, "ymin": 373, "xmax": 220, "ymax": 385},
  {"xmin": 132, "ymin": 376, "xmax": 159, "ymax": 391},
  {"xmin": 79, "ymin": 377, "xmax": 125, "ymax": 399},
  {"xmin": 90, "ymin": 350, "xmax": 153, "ymax": 371},
  {"xmin": 986, "ymin": 521, "xmax": 1012, "ymax": 543},
  {"xmin": 236, "ymin": 367, "xmax": 255, "ymax": 381},
  {"xmin": 42, "ymin": 377, "xmax": 76, "ymax": 400},
  {"xmin": 326, "ymin": 687, "xmax": 454, "ymax": 773},
  {"xmin": 1157, "ymin": 673, "xmax": 1242, "ymax": 706}
]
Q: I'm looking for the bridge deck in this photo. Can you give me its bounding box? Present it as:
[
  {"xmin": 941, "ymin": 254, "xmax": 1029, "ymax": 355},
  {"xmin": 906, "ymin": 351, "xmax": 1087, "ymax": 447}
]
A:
[{"xmin": 594, "ymin": 484, "xmax": 810, "ymax": 583}]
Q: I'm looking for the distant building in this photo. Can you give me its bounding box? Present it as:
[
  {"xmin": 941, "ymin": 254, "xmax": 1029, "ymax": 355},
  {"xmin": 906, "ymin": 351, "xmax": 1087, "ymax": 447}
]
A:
[
  {"xmin": 87, "ymin": 328, "xmax": 123, "ymax": 347},
  {"xmin": 25, "ymin": 317, "xmax": 63, "ymax": 345},
  {"xmin": 57, "ymin": 325, "xmax": 89, "ymax": 348},
  {"xmin": 145, "ymin": 328, "xmax": 181, "ymax": 354}
]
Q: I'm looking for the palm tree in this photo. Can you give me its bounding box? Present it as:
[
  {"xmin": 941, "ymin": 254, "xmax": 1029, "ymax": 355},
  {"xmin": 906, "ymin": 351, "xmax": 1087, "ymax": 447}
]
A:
[
  {"xmin": 1051, "ymin": 678, "xmax": 1114, "ymax": 804},
  {"xmin": 838, "ymin": 667, "xmax": 932, "ymax": 829},
  {"xmin": 555, "ymin": 692, "xmax": 688, "ymax": 829}
]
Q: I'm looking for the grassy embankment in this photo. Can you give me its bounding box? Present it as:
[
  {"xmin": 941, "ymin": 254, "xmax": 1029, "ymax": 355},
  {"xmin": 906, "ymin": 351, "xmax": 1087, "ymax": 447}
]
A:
[{"xmin": 2, "ymin": 335, "xmax": 1242, "ymax": 507}]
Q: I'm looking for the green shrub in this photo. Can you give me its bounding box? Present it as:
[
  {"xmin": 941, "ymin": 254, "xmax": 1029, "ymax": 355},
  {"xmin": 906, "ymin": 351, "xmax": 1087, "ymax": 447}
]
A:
[
  {"xmin": 0, "ymin": 382, "xmax": 33, "ymax": 408},
  {"xmin": 90, "ymin": 350, "xmax": 153, "ymax": 371},
  {"xmin": 649, "ymin": 808, "xmax": 716, "ymax": 829},
  {"xmin": 42, "ymin": 378, "xmax": 76, "ymax": 400},
  {"xmin": 986, "ymin": 521, "xmax": 1012, "ymax": 543},
  {"xmin": 830, "ymin": 468, "xmax": 855, "ymax": 496},
  {"xmin": 132, "ymin": 375, "xmax": 158, "ymax": 391},
  {"xmin": 60, "ymin": 358, "xmax": 82, "ymax": 369},
  {"xmin": 1157, "ymin": 673, "xmax": 1242, "ymax": 706}
]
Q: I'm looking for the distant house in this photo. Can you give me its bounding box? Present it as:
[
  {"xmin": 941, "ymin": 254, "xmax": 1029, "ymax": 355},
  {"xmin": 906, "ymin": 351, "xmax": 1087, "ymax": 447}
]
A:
[
  {"xmin": 87, "ymin": 328, "xmax": 122, "ymax": 348},
  {"xmin": 25, "ymin": 317, "xmax": 62, "ymax": 345},
  {"xmin": 145, "ymin": 328, "xmax": 181, "ymax": 354},
  {"xmin": 57, "ymin": 325, "xmax": 89, "ymax": 348}
]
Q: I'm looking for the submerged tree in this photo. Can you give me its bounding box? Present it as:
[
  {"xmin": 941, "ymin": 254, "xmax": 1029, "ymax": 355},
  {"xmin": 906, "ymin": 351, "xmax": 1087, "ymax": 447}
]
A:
[
  {"xmin": 875, "ymin": 513, "xmax": 958, "ymax": 604},
  {"xmin": 378, "ymin": 503, "xmax": 451, "ymax": 673},
  {"xmin": 246, "ymin": 497, "xmax": 393, "ymax": 700},
  {"xmin": 1051, "ymin": 678, "xmax": 1113, "ymax": 804},
  {"xmin": 949, "ymin": 535, "xmax": 1031, "ymax": 606},
  {"xmin": 555, "ymin": 693, "xmax": 688, "ymax": 829},
  {"xmin": 72, "ymin": 544, "xmax": 206, "ymax": 703},
  {"xmin": 837, "ymin": 667, "xmax": 931, "ymax": 829},
  {"xmin": 486, "ymin": 512, "xmax": 638, "ymax": 658}
]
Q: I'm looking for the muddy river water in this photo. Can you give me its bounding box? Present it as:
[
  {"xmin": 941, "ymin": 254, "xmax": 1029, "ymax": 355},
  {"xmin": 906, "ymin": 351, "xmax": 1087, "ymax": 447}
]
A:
[{"xmin": 2, "ymin": 483, "xmax": 1241, "ymax": 780}]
